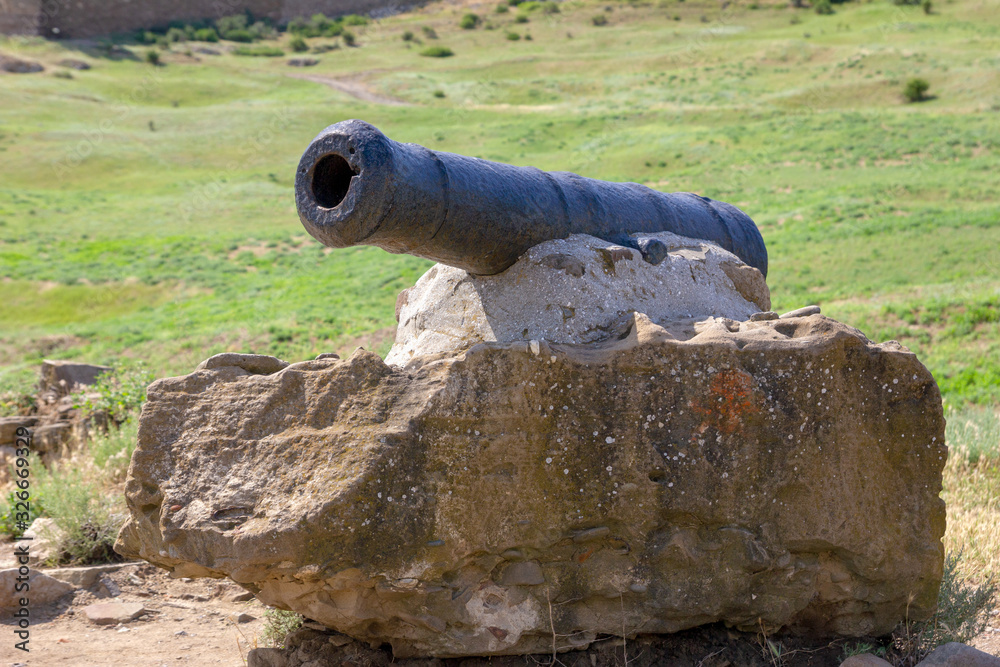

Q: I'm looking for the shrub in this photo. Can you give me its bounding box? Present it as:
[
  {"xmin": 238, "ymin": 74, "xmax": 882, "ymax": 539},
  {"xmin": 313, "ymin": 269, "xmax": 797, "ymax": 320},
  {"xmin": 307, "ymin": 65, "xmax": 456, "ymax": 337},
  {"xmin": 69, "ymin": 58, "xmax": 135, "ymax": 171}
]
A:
[
  {"xmin": 506, "ymin": 31, "xmax": 521, "ymax": 40},
  {"xmin": 260, "ymin": 609, "xmax": 303, "ymax": 648},
  {"xmin": 402, "ymin": 30, "xmax": 414, "ymax": 41},
  {"xmin": 592, "ymin": 14, "xmax": 608, "ymax": 25},
  {"xmin": 289, "ymin": 36, "xmax": 308, "ymax": 52},
  {"xmin": 145, "ymin": 49, "xmax": 161, "ymax": 65},
  {"xmin": 194, "ymin": 27, "xmax": 219, "ymax": 42},
  {"xmin": 342, "ymin": 14, "xmax": 369, "ymax": 26},
  {"xmin": 233, "ymin": 45, "xmax": 285, "ymax": 56},
  {"xmin": 433, "ymin": 89, "xmax": 446, "ymax": 97},
  {"xmin": 0, "ymin": 488, "xmax": 44, "ymax": 538},
  {"xmin": 90, "ymin": 419, "xmax": 139, "ymax": 480},
  {"xmin": 223, "ymin": 28, "xmax": 254, "ymax": 42},
  {"xmin": 922, "ymin": 0, "xmax": 932, "ymax": 13},
  {"xmin": 815, "ymin": 0, "xmax": 835, "ymax": 13},
  {"xmin": 248, "ymin": 21, "xmax": 278, "ymax": 40},
  {"xmin": 420, "ymin": 45, "xmax": 454, "ymax": 57},
  {"xmin": 216, "ymin": 13, "xmax": 248, "ymax": 38},
  {"xmin": 889, "ymin": 552, "xmax": 998, "ymax": 663},
  {"xmin": 904, "ymin": 77, "xmax": 930, "ymax": 102},
  {"xmin": 165, "ymin": 26, "xmax": 187, "ymax": 42},
  {"xmin": 508, "ymin": 0, "xmax": 525, "ymax": 5},
  {"xmin": 496, "ymin": 3, "xmax": 510, "ymax": 12},
  {"xmin": 540, "ymin": 1, "xmax": 560, "ymax": 13},
  {"xmin": 33, "ymin": 458, "xmax": 125, "ymax": 565},
  {"xmin": 460, "ymin": 13, "xmax": 480, "ymax": 29},
  {"xmin": 342, "ymin": 30, "xmax": 356, "ymax": 47},
  {"xmin": 74, "ymin": 365, "xmax": 152, "ymax": 425},
  {"xmin": 287, "ymin": 16, "xmax": 310, "ymax": 34},
  {"xmin": 306, "ymin": 12, "xmax": 335, "ymax": 35},
  {"xmin": 422, "ymin": 25, "xmax": 438, "ymax": 38},
  {"xmin": 515, "ymin": 14, "xmax": 530, "ymax": 23}
]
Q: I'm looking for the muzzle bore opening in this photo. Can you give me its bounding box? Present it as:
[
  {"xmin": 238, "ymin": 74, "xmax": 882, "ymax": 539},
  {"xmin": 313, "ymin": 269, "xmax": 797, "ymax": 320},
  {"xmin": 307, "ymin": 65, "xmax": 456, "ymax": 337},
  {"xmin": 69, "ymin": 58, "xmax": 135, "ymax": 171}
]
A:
[{"xmin": 312, "ymin": 153, "xmax": 359, "ymax": 209}]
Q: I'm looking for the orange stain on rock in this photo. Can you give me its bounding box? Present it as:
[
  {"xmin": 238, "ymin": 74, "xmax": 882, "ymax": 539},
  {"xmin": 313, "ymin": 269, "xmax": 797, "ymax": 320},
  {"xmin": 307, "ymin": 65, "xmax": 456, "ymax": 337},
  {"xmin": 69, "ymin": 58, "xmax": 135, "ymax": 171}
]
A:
[{"xmin": 692, "ymin": 369, "xmax": 759, "ymax": 435}]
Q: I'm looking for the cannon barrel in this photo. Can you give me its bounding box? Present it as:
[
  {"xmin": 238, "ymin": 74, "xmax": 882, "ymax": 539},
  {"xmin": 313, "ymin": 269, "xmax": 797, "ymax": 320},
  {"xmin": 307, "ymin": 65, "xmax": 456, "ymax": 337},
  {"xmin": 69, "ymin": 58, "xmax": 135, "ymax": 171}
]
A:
[{"xmin": 295, "ymin": 120, "xmax": 767, "ymax": 277}]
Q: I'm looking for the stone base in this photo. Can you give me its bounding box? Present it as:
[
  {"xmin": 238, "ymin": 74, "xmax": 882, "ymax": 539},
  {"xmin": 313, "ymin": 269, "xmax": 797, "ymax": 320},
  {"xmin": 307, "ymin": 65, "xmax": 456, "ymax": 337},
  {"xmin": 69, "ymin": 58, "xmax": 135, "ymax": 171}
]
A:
[{"xmin": 117, "ymin": 312, "xmax": 945, "ymax": 658}]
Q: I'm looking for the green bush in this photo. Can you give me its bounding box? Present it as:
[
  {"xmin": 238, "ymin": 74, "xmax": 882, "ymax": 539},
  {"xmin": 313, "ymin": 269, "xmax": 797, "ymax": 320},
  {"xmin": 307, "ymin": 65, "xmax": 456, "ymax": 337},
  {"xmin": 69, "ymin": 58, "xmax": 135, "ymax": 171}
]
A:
[
  {"xmin": 223, "ymin": 28, "xmax": 254, "ymax": 42},
  {"xmin": 288, "ymin": 14, "xmax": 344, "ymax": 38},
  {"xmin": 420, "ymin": 45, "xmax": 454, "ymax": 57},
  {"xmin": 33, "ymin": 458, "xmax": 125, "ymax": 565},
  {"xmin": 165, "ymin": 27, "xmax": 187, "ymax": 42},
  {"xmin": 342, "ymin": 30, "xmax": 356, "ymax": 47},
  {"xmin": 518, "ymin": 1, "xmax": 559, "ymax": 12},
  {"xmin": 496, "ymin": 3, "xmax": 510, "ymax": 12},
  {"xmin": 904, "ymin": 77, "xmax": 930, "ymax": 102},
  {"xmin": 260, "ymin": 608, "xmax": 303, "ymax": 648},
  {"xmin": 460, "ymin": 13, "xmax": 480, "ymax": 29},
  {"xmin": 815, "ymin": 0, "xmax": 835, "ymax": 13},
  {"xmin": 0, "ymin": 488, "xmax": 45, "ymax": 538},
  {"xmin": 194, "ymin": 27, "xmax": 219, "ymax": 42},
  {"xmin": 433, "ymin": 89, "xmax": 446, "ymax": 98},
  {"xmin": 216, "ymin": 14, "xmax": 248, "ymax": 39},
  {"xmin": 592, "ymin": 14, "xmax": 608, "ymax": 25},
  {"xmin": 144, "ymin": 49, "xmax": 161, "ymax": 65},
  {"xmin": 233, "ymin": 45, "xmax": 285, "ymax": 56},
  {"xmin": 74, "ymin": 364, "xmax": 152, "ymax": 425},
  {"xmin": 402, "ymin": 30, "xmax": 414, "ymax": 41},
  {"xmin": 422, "ymin": 25, "xmax": 438, "ymax": 39},
  {"xmin": 289, "ymin": 36, "xmax": 308, "ymax": 52},
  {"xmin": 342, "ymin": 14, "xmax": 369, "ymax": 26},
  {"xmin": 506, "ymin": 31, "xmax": 521, "ymax": 40},
  {"xmin": 515, "ymin": 14, "xmax": 530, "ymax": 23},
  {"xmin": 922, "ymin": 0, "xmax": 932, "ymax": 13},
  {"xmin": 91, "ymin": 418, "xmax": 139, "ymax": 480}
]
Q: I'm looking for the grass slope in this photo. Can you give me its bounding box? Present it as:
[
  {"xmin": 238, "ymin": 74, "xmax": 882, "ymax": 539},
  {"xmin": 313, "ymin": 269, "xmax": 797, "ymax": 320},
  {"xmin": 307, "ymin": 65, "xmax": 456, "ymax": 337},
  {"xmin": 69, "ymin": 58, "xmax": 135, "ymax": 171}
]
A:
[{"xmin": 0, "ymin": 0, "xmax": 997, "ymax": 409}]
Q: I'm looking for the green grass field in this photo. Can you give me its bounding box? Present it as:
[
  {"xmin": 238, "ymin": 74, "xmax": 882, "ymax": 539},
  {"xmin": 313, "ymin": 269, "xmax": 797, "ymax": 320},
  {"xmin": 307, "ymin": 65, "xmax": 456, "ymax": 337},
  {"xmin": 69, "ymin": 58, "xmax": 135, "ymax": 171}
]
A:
[{"xmin": 1, "ymin": 0, "xmax": 998, "ymax": 410}]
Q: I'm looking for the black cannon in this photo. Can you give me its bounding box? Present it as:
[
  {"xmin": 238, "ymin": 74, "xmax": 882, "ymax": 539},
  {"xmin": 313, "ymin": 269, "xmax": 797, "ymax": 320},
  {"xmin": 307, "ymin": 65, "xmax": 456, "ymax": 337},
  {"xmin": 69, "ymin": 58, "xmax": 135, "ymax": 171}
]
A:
[{"xmin": 295, "ymin": 120, "xmax": 767, "ymax": 277}]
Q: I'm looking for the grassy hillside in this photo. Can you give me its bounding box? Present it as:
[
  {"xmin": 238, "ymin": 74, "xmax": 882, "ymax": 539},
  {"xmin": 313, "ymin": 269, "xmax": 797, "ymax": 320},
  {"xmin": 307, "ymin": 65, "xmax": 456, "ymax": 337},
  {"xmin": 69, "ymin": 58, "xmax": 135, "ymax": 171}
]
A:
[{"xmin": 1, "ymin": 0, "xmax": 998, "ymax": 408}]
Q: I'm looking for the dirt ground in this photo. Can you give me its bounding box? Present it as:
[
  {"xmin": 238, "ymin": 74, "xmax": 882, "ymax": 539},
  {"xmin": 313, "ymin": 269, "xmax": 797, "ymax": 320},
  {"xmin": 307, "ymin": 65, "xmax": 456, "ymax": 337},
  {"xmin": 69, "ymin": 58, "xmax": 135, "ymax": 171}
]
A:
[
  {"xmin": 1, "ymin": 557, "xmax": 266, "ymax": 666},
  {"xmin": 2, "ymin": 544, "xmax": 997, "ymax": 667}
]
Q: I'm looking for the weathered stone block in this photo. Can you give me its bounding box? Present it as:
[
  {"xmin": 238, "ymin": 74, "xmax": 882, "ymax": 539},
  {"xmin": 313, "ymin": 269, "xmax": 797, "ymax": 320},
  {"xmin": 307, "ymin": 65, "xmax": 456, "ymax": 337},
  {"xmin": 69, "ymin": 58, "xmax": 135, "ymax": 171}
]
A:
[
  {"xmin": 0, "ymin": 416, "xmax": 37, "ymax": 446},
  {"xmin": 387, "ymin": 232, "xmax": 769, "ymax": 366},
  {"xmin": 39, "ymin": 360, "xmax": 111, "ymax": 397},
  {"xmin": 117, "ymin": 313, "xmax": 945, "ymax": 658}
]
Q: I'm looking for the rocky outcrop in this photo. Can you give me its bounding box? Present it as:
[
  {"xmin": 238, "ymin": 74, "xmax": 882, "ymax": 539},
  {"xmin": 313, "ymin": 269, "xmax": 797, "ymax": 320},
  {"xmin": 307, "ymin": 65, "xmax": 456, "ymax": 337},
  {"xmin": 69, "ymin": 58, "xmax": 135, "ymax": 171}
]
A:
[
  {"xmin": 386, "ymin": 232, "xmax": 770, "ymax": 366},
  {"xmin": 117, "ymin": 312, "xmax": 945, "ymax": 658}
]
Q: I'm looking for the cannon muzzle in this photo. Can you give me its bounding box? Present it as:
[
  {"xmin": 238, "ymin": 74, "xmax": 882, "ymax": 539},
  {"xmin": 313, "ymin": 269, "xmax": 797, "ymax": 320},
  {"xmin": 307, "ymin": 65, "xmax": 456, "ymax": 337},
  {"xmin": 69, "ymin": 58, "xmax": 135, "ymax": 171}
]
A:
[{"xmin": 295, "ymin": 120, "xmax": 767, "ymax": 277}]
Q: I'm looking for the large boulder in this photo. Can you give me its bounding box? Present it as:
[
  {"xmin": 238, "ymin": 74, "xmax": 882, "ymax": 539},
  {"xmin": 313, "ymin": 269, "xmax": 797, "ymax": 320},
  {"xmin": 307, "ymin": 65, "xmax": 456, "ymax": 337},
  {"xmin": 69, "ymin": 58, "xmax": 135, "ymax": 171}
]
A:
[
  {"xmin": 116, "ymin": 312, "xmax": 945, "ymax": 658},
  {"xmin": 386, "ymin": 232, "xmax": 770, "ymax": 366}
]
